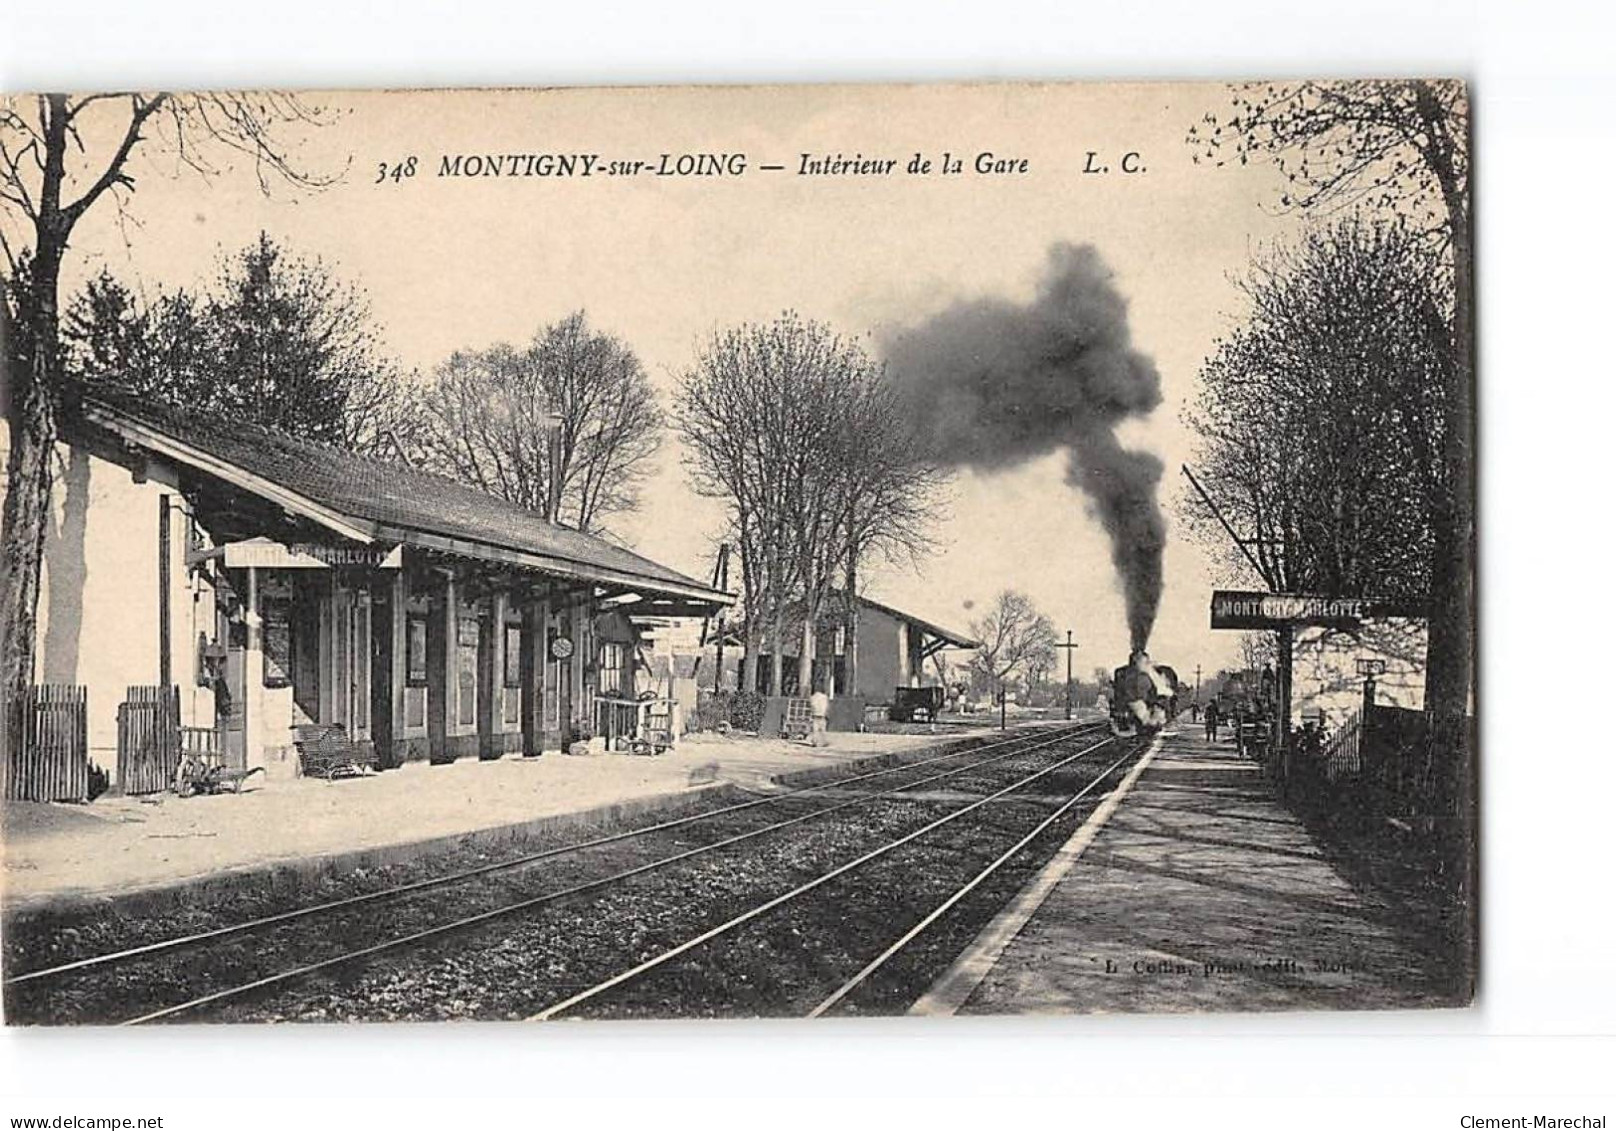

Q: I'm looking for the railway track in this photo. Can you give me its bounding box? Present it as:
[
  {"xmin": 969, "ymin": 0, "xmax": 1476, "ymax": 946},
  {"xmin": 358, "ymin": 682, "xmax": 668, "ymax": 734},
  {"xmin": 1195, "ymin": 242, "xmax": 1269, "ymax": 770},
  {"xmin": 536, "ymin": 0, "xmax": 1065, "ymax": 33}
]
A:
[
  {"xmin": 5, "ymin": 722, "xmax": 1077, "ymax": 988},
  {"xmin": 4, "ymin": 721, "xmax": 1114, "ymax": 1025},
  {"xmin": 528, "ymin": 730, "xmax": 1139, "ymax": 1021}
]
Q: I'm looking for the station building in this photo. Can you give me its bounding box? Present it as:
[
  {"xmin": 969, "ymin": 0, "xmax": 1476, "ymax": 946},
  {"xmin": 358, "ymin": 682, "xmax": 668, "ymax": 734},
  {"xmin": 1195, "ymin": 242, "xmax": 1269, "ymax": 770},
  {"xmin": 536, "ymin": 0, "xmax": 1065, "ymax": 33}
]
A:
[{"xmin": 2, "ymin": 387, "xmax": 732, "ymax": 781}]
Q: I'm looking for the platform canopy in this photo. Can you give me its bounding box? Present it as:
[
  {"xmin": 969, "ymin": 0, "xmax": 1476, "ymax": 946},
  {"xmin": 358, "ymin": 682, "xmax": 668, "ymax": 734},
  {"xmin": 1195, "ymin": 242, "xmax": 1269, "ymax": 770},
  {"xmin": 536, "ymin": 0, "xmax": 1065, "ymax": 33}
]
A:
[{"xmin": 78, "ymin": 388, "xmax": 734, "ymax": 612}]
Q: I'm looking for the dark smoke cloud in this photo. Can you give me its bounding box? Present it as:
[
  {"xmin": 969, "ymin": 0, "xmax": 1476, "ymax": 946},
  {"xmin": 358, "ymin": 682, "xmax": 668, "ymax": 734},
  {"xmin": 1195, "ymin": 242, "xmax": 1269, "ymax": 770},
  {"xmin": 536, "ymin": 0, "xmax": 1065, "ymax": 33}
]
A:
[{"xmin": 881, "ymin": 243, "xmax": 1166, "ymax": 650}]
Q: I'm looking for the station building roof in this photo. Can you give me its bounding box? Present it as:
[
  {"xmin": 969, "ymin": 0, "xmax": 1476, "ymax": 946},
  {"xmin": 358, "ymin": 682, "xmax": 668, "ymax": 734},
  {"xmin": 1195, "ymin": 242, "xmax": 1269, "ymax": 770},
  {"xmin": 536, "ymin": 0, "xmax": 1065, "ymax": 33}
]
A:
[{"xmin": 75, "ymin": 387, "xmax": 733, "ymax": 610}]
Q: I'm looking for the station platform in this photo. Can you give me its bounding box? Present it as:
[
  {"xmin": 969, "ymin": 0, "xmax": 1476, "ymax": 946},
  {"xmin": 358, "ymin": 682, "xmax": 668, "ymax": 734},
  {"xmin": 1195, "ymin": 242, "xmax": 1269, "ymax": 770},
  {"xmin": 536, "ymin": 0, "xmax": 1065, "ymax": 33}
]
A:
[
  {"xmin": 914, "ymin": 719, "xmax": 1468, "ymax": 1015},
  {"xmin": 1, "ymin": 729, "xmax": 966, "ymax": 915}
]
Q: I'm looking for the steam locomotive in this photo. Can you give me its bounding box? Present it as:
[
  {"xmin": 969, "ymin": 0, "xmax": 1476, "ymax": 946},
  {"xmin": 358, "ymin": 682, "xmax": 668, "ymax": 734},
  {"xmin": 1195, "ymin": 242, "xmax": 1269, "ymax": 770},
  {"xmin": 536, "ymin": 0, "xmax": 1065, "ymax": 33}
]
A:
[{"xmin": 1109, "ymin": 652, "xmax": 1182, "ymax": 736}]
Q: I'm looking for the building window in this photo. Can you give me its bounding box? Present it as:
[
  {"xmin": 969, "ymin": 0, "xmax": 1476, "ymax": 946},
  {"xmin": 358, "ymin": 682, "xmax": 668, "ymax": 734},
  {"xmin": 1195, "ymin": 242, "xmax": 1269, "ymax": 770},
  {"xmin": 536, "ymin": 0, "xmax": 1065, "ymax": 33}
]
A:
[
  {"xmin": 457, "ymin": 615, "xmax": 479, "ymax": 728},
  {"xmin": 598, "ymin": 642, "xmax": 625, "ymax": 696}
]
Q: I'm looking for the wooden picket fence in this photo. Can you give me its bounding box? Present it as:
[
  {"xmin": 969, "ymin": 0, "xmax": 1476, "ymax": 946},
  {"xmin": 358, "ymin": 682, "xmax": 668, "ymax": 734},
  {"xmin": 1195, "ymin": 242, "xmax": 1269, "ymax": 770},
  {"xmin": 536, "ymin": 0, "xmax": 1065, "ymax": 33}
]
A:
[
  {"xmin": 117, "ymin": 685, "xmax": 181, "ymax": 796},
  {"xmin": 2, "ymin": 684, "xmax": 90, "ymax": 802}
]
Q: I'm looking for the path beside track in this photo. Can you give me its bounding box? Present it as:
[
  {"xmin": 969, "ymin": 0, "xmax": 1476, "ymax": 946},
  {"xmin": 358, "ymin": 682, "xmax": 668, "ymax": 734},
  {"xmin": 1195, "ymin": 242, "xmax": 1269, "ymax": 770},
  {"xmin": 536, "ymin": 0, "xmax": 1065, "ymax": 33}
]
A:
[{"xmin": 914, "ymin": 721, "xmax": 1470, "ymax": 1015}]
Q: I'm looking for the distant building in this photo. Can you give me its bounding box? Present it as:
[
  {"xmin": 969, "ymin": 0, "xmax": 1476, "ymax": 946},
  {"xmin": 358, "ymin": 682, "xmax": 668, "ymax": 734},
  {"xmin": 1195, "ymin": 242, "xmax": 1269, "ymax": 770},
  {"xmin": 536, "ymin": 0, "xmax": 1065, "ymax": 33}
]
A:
[
  {"xmin": 631, "ymin": 613, "xmax": 708, "ymax": 733},
  {"xmin": 748, "ymin": 593, "xmax": 979, "ymax": 702},
  {"xmin": 1, "ymin": 388, "xmax": 731, "ymax": 780}
]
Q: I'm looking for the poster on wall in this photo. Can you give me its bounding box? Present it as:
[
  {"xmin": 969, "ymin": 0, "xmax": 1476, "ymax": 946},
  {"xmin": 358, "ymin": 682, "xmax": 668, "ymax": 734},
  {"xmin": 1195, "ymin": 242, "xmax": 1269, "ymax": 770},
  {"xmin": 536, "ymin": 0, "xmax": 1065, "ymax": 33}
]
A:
[
  {"xmin": 457, "ymin": 616, "xmax": 479, "ymax": 728},
  {"xmin": 505, "ymin": 624, "xmax": 522, "ymax": 688},
  {"xmin": 260, "ymin": 596, "xmax": 292, "ymax": 689},
  {"xmin": 406, "ymin": 615, "xmax": 428, "ymax": 685}
]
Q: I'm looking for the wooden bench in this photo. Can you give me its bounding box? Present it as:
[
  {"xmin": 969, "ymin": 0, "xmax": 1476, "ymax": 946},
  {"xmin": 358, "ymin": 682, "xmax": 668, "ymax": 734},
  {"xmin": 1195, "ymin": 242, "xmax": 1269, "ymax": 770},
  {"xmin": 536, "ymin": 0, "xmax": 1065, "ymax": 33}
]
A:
[{"xmin": 293, "ymin": 724, "xmax": 375, "ymax": 781}]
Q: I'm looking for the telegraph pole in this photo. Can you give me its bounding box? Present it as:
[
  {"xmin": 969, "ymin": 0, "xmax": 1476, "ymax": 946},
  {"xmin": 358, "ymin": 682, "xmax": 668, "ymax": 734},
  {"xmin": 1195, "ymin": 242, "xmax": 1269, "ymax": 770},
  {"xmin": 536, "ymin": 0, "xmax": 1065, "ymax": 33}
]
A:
[
  {"xmin": 1194, "ymin": 663, "xmax": 1202, "ymax": 706},
  {"xmin": 1055, "ymin": 631, "xmax": 1080, "ymax": 720},
  {"xmin": 699, "ymin": 544, "xmax": 731, "ymax": 693}
]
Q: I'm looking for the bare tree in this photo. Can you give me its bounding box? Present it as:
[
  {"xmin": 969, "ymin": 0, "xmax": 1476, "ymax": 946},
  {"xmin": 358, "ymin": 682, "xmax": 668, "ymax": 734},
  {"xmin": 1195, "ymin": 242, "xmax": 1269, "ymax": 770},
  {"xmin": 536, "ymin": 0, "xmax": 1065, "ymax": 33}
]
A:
[
  {"xmin": 414, "ymin": 312, "xmax": 662, "ymax": 535},
  {"xmin": 1237, "ymin": 632, "xmax": 1278, "ymax": 674},
  {"xmin": 678, "ymin": 313, "xmax": 826, "ymax": 696},
  {"xmin": 677, "ymin": 312, "xmax": 943, "ymax": 697},
  {"xmin": 2, "ymin": 91, "xmax": 341, "ymax": 703},
  {"xmin": 787, "ymin": 343, "xmax": 945, "ymax": 698},
  {"xmin": 968, "ymin": 590, "xmax": 1058, "ymax": 706},
  {"xmin": 834, "ymin": 375, "xmax": 945, "ymax": 697},
  {"xmin": 1188, "ymin": 79, "xmax": 1471, "ymax": 721}
]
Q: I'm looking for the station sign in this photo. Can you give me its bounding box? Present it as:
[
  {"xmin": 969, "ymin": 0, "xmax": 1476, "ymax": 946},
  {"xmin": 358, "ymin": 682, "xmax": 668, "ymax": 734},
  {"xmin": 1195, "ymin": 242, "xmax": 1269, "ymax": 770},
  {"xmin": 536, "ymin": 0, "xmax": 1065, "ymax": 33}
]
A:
[
  {"xmin": 221, "ymin": 537, "xmax": 403, "ymax": 570},
  {"xmin": 1209, "ymin": 590, "xmax": 1421, "ymax": 630}
]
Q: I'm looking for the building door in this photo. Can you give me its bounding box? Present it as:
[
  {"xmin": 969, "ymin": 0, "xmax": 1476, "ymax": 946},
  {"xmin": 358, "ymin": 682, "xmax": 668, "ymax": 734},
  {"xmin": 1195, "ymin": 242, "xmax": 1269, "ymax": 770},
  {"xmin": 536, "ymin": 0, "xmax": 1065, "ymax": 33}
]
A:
[
  {"xmin": 426, "ymin": 581, "xmax": 449, "ymax": 761},
  {"xmin": 347, "ymin": 592, "xmax": 371, "ymax": 741},
  {"xmin": 476, "ymin": 602, "xmax": 496, "ymax": 760},
  {"xmin": 370, "ymin": 586, "xmax": 395, "ymax": 768},
  {"xmin": 332, "ymin": 586, "xmax": 370, "ymax": 742},
  {"xmin": 520, "ymin": 605, "xmax": 541, "ymax": 755},
  {"xmin": 217, "ymin": 603, "xmax": 247, "ymax": 770}
]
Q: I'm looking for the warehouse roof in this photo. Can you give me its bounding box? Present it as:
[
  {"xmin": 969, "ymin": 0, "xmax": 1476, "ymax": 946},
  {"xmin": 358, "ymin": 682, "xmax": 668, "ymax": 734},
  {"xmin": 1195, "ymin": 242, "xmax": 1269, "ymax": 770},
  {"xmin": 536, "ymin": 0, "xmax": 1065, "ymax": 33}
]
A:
[
  {"xmin": 77, "ymin": 387, "xmax": 732, "ymax": 607},
  {"xmin": 854, "ymin": 594, "xmax": 981, "ymax": 650},
  {"xmin": 714, "ymin": 591, "xmax": 980, "ymax": 651}
]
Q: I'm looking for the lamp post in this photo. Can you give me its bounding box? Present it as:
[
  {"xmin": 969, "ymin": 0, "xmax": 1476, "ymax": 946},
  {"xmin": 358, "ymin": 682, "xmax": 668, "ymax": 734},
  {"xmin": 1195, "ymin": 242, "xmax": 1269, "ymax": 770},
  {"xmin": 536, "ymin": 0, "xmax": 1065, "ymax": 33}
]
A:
[{"xmin": 1355, "ymin": 657, "xmax": 1386, "ymax": 715}]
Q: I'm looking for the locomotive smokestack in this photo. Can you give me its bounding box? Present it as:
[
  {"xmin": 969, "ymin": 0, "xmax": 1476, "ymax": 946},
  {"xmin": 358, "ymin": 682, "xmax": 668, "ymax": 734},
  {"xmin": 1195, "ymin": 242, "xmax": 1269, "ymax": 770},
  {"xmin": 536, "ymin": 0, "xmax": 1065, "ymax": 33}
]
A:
[{"xmin": 882, "ymin": 243, "xmax": 1166, "ymax": 649}]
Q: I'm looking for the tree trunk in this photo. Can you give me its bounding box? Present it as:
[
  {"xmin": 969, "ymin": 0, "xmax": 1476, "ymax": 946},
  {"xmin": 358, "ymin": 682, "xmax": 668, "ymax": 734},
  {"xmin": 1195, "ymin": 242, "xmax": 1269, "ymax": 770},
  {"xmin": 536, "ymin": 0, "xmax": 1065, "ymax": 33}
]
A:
[
  {"xmin": 1412, "ymin": 82, "xmax": 1474, "ymax": 728},
  {"xmin": 1423, "ymin": 207, "xmax": 1474, "ymax": 725},
  {"xmin": 2, "ymin": 96, "xmax": 74, "ymax": 708},
  {"xmin": 843, "ymin": 547, "xmax": 860, "ymax": 698},
  {"xmin": 741, "ymin": 622, "xmax": 759, "ymax": 696},
  {"xmin": 1, "ymin": 241, "xmax": 66, "ymax": 705},
  {"xmin": 796, "ymin": 563, "xmax": 817, "ymax": 696},
  {"xmin": 768, "ymin": 591, "xmax": 784, "ymax": 697},
  {"xmin": 736, "ymin": 528, "xmax": 759, "ymax": 697},
  {"xmin": 797, "ymin": 613, "xmax": 814, "ymax": 697}
]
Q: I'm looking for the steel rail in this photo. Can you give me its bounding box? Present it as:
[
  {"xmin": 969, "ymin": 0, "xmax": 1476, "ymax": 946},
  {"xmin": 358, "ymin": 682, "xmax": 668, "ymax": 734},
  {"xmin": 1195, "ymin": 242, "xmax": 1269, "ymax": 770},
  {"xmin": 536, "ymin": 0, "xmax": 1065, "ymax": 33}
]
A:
[
  {"xmin": 807, "ymin": 746, "xmax": 1137, "ymax": 1017},
  {"xmin": 7, "ymin": 720, "xmax": 1098, "ymax": 989},
  {"xmin": 526, "ymin": 730, "xmax": 1125, "ymax": 1021},
  {"xmin": 119, "ymin": 723, "xmax": 1101, "ymax": 1025}
]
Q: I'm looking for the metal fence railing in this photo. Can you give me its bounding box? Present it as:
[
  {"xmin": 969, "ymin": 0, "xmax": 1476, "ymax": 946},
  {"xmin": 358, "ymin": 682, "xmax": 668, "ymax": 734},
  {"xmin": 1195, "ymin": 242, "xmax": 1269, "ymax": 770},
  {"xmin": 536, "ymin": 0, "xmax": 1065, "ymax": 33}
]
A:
[
  {"xmin": 1287, "ymin": 703, "xmax": 1470, "ymax": 826},
  {"xmin": 1319, "ymin": 709, "xmax": 1362, "ymax": 784}
]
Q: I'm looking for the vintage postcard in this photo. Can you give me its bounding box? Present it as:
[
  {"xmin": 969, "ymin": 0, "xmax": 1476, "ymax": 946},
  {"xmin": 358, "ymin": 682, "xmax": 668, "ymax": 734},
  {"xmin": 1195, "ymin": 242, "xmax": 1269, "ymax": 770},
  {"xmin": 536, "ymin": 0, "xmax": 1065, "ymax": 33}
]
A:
[{"xmin": 0, "ymin": 80, "xmax": 1474, "ymax": 1024}]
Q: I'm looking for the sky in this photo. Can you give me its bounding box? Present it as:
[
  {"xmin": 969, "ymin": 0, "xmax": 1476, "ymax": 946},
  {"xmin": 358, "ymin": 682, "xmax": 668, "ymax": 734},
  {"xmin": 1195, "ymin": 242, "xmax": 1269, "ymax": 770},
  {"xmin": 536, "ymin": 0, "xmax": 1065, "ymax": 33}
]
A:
[{"xmin": 23, "ymin": 82, "xmax": 1308, "ymax": 677}]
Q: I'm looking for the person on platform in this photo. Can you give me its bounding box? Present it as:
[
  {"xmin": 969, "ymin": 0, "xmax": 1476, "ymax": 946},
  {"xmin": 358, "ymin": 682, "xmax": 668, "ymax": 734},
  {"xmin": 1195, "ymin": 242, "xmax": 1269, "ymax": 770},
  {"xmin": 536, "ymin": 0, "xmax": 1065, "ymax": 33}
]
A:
[{"xmin": 1205, "ymin": 696, "xmax": 1221, "ymax": 743}]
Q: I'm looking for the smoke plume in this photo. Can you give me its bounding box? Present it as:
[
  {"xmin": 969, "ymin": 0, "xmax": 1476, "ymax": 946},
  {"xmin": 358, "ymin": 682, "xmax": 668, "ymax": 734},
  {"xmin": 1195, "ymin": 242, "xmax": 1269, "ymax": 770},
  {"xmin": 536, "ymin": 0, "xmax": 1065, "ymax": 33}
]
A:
[{"xmin": 882, "ymin": 243, "xmax": 1166, "ymax": 650}]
